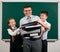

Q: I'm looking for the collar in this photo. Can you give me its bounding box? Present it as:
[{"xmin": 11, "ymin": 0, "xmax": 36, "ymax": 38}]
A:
[
  {"xmin": 25, "ymin": 15, "xmax": 33, "ymax": 19},
  {"xmin": 9, "ymin": 27, "xmax": 17, "ymax": 30},
  {"xmin": 43, "ymin": 20, "xmax": 47, "ymax": 23}
]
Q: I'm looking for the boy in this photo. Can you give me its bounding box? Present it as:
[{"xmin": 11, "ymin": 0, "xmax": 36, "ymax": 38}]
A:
[{"xmin": 38, "ymin": 11, "xmax": 51, "ymax": 52}]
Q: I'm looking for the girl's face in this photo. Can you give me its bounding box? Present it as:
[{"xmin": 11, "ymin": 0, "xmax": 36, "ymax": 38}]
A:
[{"xmin": 8, "ymin": 19, "xmax": 16, "ymax": 28}]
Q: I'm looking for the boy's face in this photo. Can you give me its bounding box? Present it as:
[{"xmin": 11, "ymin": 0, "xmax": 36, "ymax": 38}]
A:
[
  {"xmin": 8, "ymin": 19, "xmax": 16, "ymax": 28},
  {"xmin": 24, "ymin": 7, "xmax": 32, "ymax": 17},
  {"xmin": 40, "ymin": 13, "xmax": 48, "ymax": 22}
]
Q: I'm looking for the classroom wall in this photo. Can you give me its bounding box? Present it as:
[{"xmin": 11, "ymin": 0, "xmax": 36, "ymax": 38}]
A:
[
  {"xmin": 0, "ymin": 1, "xmax": 10, "ymax": 52},
  {"xmin": 0, "ymin": 0, "xmax": 60, "ymax": 52}
]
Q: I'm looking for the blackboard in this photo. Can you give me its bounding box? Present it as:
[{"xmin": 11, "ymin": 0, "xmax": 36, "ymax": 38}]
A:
[{"xmin": 2, "ymin": 2, "xmax": 58, "ymax": 41}]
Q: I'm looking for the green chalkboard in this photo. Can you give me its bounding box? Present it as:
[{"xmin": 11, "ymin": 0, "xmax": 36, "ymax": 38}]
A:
[{"xmin": 2, "ymin": 2, "xmax": 58, "ymax": 41}]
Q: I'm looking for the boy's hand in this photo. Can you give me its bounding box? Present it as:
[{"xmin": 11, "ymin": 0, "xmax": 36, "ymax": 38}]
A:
[{"xmin": 37, "ymin": 20, "xmax": 42, "ymax": 24}]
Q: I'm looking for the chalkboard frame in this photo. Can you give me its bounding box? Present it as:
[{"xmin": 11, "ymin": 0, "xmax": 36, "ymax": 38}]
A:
[{"xmin": 2, "ymin": 2, "xmax": 58, "ymax": 41}]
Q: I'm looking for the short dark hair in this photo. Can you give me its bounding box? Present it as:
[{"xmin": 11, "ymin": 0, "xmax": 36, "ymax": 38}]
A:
[
  {"xmin": 24, "ymin": 5, "xmax": 32, "ymax": 9},
  {"xmin": 40, "ymin": 11, "xmax": 48, "ymax": 16}
]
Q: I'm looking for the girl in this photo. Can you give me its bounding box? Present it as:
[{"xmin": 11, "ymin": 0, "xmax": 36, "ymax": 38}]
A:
[{"xmin": 7, "ymin": 18, "xmax": 23, "ymax": 52}]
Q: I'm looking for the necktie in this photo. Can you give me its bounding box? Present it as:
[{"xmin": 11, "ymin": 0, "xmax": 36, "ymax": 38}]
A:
[
  {"xmin": 27, "ymin": 17, "xmax": 31, "ymax": 22},
  {"xmin": 11, "ymin": 27, "xmax": 17, "ymax": 42}
]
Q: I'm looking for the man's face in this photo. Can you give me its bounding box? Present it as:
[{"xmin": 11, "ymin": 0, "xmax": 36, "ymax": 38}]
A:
[
  {"xmin": 40, "ymin": 13, "xmax": 47, "ymax": 22},
  {"xmin": 24, "ymin": 7, "xmax": 32, "ymax": 17}
]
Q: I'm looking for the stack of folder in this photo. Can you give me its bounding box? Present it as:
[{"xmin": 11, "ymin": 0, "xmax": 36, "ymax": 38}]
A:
[{"xmin": 21, "ymin": 21, "xmax": 41, "ymax": 35}]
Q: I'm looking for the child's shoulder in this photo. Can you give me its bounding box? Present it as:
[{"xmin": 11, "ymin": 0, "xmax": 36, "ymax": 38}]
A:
[
  {"xmin": 7, "ymin": 28, "xmax": 11, "ymax": 31},
  {"xmin": 46, "ymin": 21, "xmax": 51, "ymax": 26}
]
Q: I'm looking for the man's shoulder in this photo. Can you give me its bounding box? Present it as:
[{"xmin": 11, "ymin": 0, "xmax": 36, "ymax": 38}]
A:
[
  {"xmin": 32, "ymin": 15, "xmax": 39, "ymax": 18},
  {"xmin": 32, "ymin": 15, "xmax": 40, "ymax": 20},
  {"xmin": 20, "ymin": 16, "xmax": 25, "ymax": 21}
]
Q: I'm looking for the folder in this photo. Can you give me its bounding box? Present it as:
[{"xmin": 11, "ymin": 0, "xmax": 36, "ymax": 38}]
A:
[{"xmin": 21, "ymin": 21, "xmax": 41, "ymax": 35}]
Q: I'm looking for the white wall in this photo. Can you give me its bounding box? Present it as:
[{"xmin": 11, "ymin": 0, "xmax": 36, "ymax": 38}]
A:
[
  {"xmin": 0, "ymin": 0, "xmax": 60, "ymax": 52},
  {"xmin": 48, "ymin": 0, "xmax": 60, "ymax": 52},
  {"xmin": 0, "ymin": 1, "xmax": 10, "ymax": 52}
]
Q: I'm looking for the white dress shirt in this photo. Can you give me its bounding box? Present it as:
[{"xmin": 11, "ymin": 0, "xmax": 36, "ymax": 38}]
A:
[
  {"xmin": 20, "ymin": 15, "xmax": 41, "ymax": 37},
  {"xmin": 20, "ymin": 15, "xmax": 41, "ymax": 27},
  {"xmin": 41, "ymin": 21, "xmax": 51, "ymax": 40}
]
